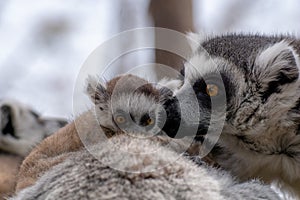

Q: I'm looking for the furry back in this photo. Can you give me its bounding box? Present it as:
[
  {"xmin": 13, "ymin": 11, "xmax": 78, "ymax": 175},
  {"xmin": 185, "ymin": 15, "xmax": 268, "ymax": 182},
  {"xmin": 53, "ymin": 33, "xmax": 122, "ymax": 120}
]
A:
[{"xmin": 12, "ymin": 135, "xmax": 279, "ymax": 200}]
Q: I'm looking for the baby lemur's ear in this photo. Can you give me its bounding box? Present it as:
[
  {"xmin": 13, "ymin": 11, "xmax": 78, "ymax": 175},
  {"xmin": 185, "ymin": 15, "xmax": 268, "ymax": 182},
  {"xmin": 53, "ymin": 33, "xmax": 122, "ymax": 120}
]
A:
[
  {"xmin": 253, "ymin": 41, "xmax": 300, "ymax": 101},
  {"xmin": 86, "ymin": 76, "xmax": 109, "ymax": 105}
]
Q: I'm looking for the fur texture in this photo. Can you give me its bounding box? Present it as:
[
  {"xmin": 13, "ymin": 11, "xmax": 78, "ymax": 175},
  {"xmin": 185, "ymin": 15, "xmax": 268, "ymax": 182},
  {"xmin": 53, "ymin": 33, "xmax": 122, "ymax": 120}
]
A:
[
  {"xmin": 0, "ymin": 154, "xmax": 22, "ymax": 200},
  {"xmin": 86, "ymin": 74, "xmax": 169, "ymax": 137},
  {"xmin": 163, "ymin": 33, "xmax": 300, "ymax": 198},
  {"xmin": 14, "ymin": 74, "xmax": 278, "ymax": 199},
  {"xmin": 16, "ymin": 74, "xmax": 168, "ymax": 192},
  {"xmin": 12, "ymin": 135, "xmax": 280, "ymax": 200}
]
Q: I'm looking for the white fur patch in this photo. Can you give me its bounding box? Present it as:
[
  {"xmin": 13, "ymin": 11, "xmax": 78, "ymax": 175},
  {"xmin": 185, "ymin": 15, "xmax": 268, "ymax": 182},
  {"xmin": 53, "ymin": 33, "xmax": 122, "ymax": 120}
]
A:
[
  {"xmin": 255, "ymin": 40, "xmax": 300, "ymax": 82},
  {"xmin": 184, "ymin": 52, "xmax": 224, "ymax": 83},
  {"xmin": 186, "ymin": 32, "xmax": 208, "ymax": 52},
  {"xmin": 158, "ymin": 77, "xmax": 182, "ymax": 92}
]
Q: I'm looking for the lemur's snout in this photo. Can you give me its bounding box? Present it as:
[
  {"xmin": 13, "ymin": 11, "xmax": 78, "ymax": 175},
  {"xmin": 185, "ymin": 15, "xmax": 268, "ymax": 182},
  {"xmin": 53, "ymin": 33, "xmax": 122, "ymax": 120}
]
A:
[
  {"xmin": 161, "ymin": 96, "xmax": 203, "ymax": 139},
  {"xmin": 161, "ymin": 96, "xmax": 181, "ymax": 138},
  {"xmin": 161, "ymin": 94, "xmax": 209, "ymax": 140}
]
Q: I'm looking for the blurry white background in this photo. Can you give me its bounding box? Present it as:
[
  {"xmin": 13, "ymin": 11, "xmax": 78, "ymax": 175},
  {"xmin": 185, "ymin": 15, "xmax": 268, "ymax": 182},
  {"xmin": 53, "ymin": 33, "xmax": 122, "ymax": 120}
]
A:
[{"xmin": 0, "ymin": 0, "xmax": 300, "ymax": 118}]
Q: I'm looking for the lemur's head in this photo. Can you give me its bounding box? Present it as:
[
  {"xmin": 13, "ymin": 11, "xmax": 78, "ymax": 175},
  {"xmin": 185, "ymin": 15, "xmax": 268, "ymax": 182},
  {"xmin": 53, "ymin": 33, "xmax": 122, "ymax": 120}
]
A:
[
  {"xmin": 163, "ymin": 34, "xmax": 300, "ymax": 140},
  {"xmin": 0, "ymin": 99, "xmax": 67, "ymax": 156},
  {"xmin": 86, "ymin": 74, "xmax": 171, "ymax": 137}
]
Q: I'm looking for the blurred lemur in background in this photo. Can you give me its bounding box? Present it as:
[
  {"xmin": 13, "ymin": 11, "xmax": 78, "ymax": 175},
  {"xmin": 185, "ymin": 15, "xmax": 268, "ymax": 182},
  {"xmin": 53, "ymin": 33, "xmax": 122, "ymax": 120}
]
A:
[
  {"xmin": 0, "ymin": 99, "xmax": 67, "ymax": 156},
  {"xmin": 163, "ymin": 33, "xmax": 300, "ymax": 198},
  {"xmin": 0, "ymin": 99, "xmax": 67, "ymax": 199}
]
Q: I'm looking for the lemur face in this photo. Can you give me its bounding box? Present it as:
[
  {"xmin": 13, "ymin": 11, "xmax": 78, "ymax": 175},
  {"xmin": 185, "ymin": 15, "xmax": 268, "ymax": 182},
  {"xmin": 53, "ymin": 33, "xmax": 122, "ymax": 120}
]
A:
[
  {"xmin": 163, "ymin": 36, "xmax": 300, "ymax": 139},
  {"xmin": 87, "ymin": 74, "xmax": 170, "ymax": 137},
  {"xmin": 0, "ymin": 99, "xmax": 67, "ymax": 156}
]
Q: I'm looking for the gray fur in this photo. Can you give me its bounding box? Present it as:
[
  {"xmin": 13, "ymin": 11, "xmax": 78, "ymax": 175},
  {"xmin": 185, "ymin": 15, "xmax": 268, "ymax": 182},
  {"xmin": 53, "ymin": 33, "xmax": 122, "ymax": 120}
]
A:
[
  {"xmin": 166, "ymin": 33, "xmax": 300, "ymax": 198},
  {"xmin": 12, "ymin": 135, "xmax": 279, "ymax": 200}
]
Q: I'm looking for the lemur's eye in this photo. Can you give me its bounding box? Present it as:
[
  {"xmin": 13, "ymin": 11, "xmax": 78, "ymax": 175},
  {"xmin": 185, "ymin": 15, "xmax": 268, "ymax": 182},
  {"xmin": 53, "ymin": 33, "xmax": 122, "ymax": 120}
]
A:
[
  {"xmin": 146, "ymin": 118, "xmax": 154, "ymax": 125},
  {"xmin": 140, "ymin": 113, "xmax": 155, "ymax": 127},
  {"xmin": 206, "ymin": 84, "xmax": 219, "ymax": 97},
  {"xmin": 115, "ymin": 115, "xmax": 126, "ymax": 124}
]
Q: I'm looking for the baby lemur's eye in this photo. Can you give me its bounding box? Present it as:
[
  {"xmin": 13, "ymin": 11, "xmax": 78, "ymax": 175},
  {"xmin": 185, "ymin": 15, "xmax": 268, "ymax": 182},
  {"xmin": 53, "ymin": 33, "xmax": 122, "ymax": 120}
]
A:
[
  {"xmin": 115, "ymin": 115, "xmax": 126, "ymax": 124},
  {"xmin": 206, "ymin": 84, "xmax": 219, "ymax": 97},
  {"xmin": 140, "ymin": 113, "xmax": 155, "ymax": 127},
  {"xmin": 146, "ymin": 118, "xmax": 154, "ymax": 125}
]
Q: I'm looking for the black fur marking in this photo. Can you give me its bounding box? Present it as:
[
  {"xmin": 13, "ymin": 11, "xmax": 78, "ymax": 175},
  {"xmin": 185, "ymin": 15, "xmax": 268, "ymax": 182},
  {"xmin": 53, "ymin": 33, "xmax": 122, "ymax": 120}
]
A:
[
  {"xmin": 193, "ymin": 135, "xmax": 205, "ymax": 143},
  {"xmin": 161, "ymin": 97, "xmax": 181, "ymax": 138},
  {"xmin": 179, "ymin": 67, "xmax": 185, "ymax": 80},
  {"xmin": 30, "ymin": 110, "xmax": 40, "ymax": 119},
  {"xmin": 236, "ymin": 135, "xmax": 270, "ymax": 154},
  {"xmin": 244, "ymin": 105, "xmax": 259, "ymax": 123},
  {"xmin": 281, "ymin": 149, "xmax": 299, "ymax": 158},
  {"xmin": 1, "ymin": 105, "xmax": 19, "ymax": 139},
  {"xmin": 58, "ymin": 120, "xmax": 67, "ymax": 128},
  {"xmin": 261, "ymin": 72, "xmax": 298, "ymax": 102},
  {"xmin": 210, "ymin": 145, "xmax": 226, "ymax": 158},
  {"xmin": 192, "ymin": 79, "xmax": 212, "ymax": 110},
  {"xmin": 140, "ymin": 113, "xmax": 151, "ymax": 127},
  {"xmin": 296, "ymin": 124, "xmax": 300, "ymax": 135},
  {"xmin": 192, "ymin": 78, "xmax": 207, "ymax": 95},
  {"xmin": 294, "ymin": 99, "xmax": 300, "ymax": 111},
  {"xmin": 236, "ymin": 135, "xmax": 255, "ymax": 145},
  {"xmin": 100, "ymin": 125, "xmax": 116, "ymax": 137},
  {"xmin": 283, "ymin": 141, "xmax": 300, "ymax": 157},
  {"xmin": 290, "ymin": 99, "xmax": 300, "ymax": 135},
  {"xmin": 219, "ymin": 72, "xmax": 235, "ymax": 107}
]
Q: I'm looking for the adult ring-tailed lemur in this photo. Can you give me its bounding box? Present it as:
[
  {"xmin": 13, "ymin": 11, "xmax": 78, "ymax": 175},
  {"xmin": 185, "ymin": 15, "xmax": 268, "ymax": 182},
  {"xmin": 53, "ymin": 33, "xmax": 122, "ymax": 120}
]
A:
[{"xmin": 162, "ymin": 33, "xmax": 300, "ymax": 198}]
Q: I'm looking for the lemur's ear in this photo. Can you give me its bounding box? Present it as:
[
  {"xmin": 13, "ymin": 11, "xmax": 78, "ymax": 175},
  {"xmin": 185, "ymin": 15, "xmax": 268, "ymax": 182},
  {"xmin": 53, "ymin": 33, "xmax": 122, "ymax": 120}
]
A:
[
  {"xmin": 86, "ymin": 76, "xmax": 109, "ymax": 105},
  {"xmin": 254, "ymin": 41, "xmax": 300, "ymax": 101},
  {"xmin": 255, "ymin": 41, "xmax": 299, "ymax": 82}
]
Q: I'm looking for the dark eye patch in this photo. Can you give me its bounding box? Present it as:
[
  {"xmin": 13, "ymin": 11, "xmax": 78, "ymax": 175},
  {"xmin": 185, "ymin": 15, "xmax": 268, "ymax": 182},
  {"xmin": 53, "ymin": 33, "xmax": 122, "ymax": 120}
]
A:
[
  {"xmin": 260, "ymin": 72, "xmax": 298, "ymax": 103},
  {"xmin": 192, "ymin": 73, "xmax": 234, "ymax": 112},
  {"xmin": 30, "ymin": 110, "xmax": 40, "ymax": 119},
  {"xmin": 140, "ymin": 113, "xmax": 151, "ymax": 127},
  {"xmin": 192, "ymin": 75, "xmax": 225, "ymax": 97},
  {"xmin": 192, "ymin": 78, "xmax": 207, "ymax": 95},
  {"xmin": 1, "ymin": 105, "xmax": 19, "ymax": 139}
]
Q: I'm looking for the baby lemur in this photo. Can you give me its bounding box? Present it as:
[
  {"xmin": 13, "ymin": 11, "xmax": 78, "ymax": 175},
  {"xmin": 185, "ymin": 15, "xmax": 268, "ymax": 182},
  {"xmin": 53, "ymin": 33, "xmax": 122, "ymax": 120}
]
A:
[{"xmin": 16, "ymin": 74, "xmax": 172, "ymax": 191}]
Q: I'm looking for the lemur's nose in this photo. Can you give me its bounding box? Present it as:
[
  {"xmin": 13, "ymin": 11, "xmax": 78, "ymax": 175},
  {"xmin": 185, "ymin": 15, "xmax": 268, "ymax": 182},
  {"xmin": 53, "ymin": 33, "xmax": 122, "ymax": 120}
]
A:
[{"xmin": 161, "ymin": 96, "xmax": 182, "ymax": 138}]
